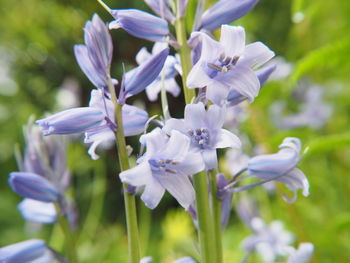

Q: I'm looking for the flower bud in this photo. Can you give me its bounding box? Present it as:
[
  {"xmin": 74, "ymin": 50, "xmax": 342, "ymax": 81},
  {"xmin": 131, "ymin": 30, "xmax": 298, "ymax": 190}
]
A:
[
  {"xmin": 36, "ymin": 107, "xmax": 105, "ymax": 136},
  {"xmin": 18, "ymin": 199, "xmax": 57, "ymax": 224},
  {"xmin": 9, "ymin": 172, "xmax": 61, "ymax": 202}
]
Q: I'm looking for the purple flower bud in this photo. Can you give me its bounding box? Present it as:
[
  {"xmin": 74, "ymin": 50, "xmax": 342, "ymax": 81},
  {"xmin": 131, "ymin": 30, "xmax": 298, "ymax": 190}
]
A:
[
  {"xmin": 123, "ymin": 48, "xmax": 169, "ymax": 99},
  {"xmin": 36, "ymin": 107, "xmax": 105, "ymax": 135},
  {"xmin": 9, "ymin": 172, "xmax": 61, "ymax": 202},
  {"xmin": 74, "ymin": 14, "xmax": 112, "ymax": 91},
  {"xmin": 0, "ymin": 239, "xmax": 53, "ymax": 263},
  {"xmin": 109, "ymin": 9, "xmax": 169, "ymax": 42},
  {"xmin": 198, "ymin": 0, "xmax": 259, "ymax": 31},
  {"xmin": 18, "ymin": 199, "xmax": 57, "ymax": 224},
  {"xmin": 256, "ymin": 64, "xmax": 276, "ymax": 86},
  {"xmin": 217, "ymin": 173, "xmax": 233, "ymax": 229}
]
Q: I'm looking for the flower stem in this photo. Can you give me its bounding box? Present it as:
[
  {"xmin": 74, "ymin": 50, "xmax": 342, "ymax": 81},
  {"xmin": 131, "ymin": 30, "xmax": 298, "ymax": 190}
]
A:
[
  {"xmin": 209, "ymin": 170, "xmax": 223, "ymax": 263},
  {"xmin": 175, "ymin": 2, "xmax": 196, "ymax": 104},
  {"xmin": 107, "ymin": 78, "xmax": 141, "ymax": 263},
  {"xmin": 54, "ymin": 203, "xmax": 78, "ymax": 263},
  {"xmin": 192, "ymin": 171, "xmax": 216, "ymax": 263}
]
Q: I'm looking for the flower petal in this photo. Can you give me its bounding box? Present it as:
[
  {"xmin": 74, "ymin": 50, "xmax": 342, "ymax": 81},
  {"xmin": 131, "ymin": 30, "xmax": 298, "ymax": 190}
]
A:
[
  {"xmin": 220, "ymin": 25, "xmax": 246, "ymax": 58},
  {"xmin": 239, "ymin": 42, "xmax": 275, "ymax": 68},
  {"xmin": 163, "ymin": 130, "xmax": 190, "ymax": 161},
  {"xmin": 184, "ymin": 102, "xmax": 206, "ymax": 129},
  {"xmin": 215, "ymin": 129, "xmax": 241, "ymax": 149},
  {"xmin": 177, "ymin": 152, "xmax": 205, "ymax": 175},
  {"xmin": 163, "ymin": 118, "xmax": 187, "ymax": 135},
  {"xmin": 206, "ymin": 104, "xmax": 226, "ymax": 130},
  {"xmin": 141, "ymin": 178, "xmax": 165, "ymax": 209},
  {"xmin": 157, "ymin": 174, "xmax": 195, "ymax": 209},
  {"xmin": 119, "ymin": 162, "xmax": 153, "ymax": 187},
  {"xmin": 18, "ymin": 199, "xmax": 56, "ymax": 224},
  {"xmin": 202, "ymin": 149, "xmax": 218, "ymax": 170}
]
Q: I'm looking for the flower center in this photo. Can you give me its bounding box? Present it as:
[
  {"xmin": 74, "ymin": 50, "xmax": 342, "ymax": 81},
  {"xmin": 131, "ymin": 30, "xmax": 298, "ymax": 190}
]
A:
[
  {"xmin": 207, "ymin": 54, "xmax": 240, "ymax": 75},
  {"xmin": 188, "ymin": 128, "xmax": 210, "ymax": 149},
  {"xmin": 148, "ymin": 159, "xmax": 178, "ymax": 175}
]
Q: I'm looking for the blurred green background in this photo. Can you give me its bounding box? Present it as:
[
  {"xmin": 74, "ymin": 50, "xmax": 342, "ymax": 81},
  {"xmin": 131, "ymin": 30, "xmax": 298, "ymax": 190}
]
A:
[{"xmin": 0, "ymin": 0, "xmax": 349, "ymax": 262}]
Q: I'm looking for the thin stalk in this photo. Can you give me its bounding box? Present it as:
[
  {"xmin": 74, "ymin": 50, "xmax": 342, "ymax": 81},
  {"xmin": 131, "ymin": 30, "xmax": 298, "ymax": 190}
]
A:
[
  {"xmin": 192, "ymin": 171, "xmax": 216, "ymax": 263},
  {"xmin": 107, "ymin": 77, "xmax": 141, "ymax": 263},
  {"xmin": 175, "ymin": 1, "xmax": 195, "ymax": 104},
  {"xmin": 54, "ymin": 203, "xmax": 78, "ymax": 263},
  {"xmin": 209, "ymin": 170, "xmax": 223, "ymax": 263}
]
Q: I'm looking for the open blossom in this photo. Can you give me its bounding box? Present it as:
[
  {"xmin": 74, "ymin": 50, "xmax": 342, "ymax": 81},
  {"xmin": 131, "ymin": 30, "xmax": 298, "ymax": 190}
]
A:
[
  {"xmin": 120, "ymin": 128, "xmax": 205, "ymax": 209},
  {"xmin": 0, "ymin": 239, "xmax": 53, "ymax": 263},
  {"xmin": 74, "ymin": 14, "xmax": 113, "ymax": 91},
  {"xmin": 286, "ymin": 243, "xmax": 314, "ymax": 263},
  {"xmin": 135, "ymin": 42, "xmax": 180, "ymax": 101},
  {"xmin": 187, "ymin": 25, "xmax": 274, "ymax": 105},
  {"xmin": 163, "ymin": 102, "xmax": 241, "ymax": 170},
  {"xmin": 242, "ymin": 217, "xmax": 294, "ymax": 263},
  {"xmin": 248, "ymin": 137, "xmax": 309, "ymax": 202}
]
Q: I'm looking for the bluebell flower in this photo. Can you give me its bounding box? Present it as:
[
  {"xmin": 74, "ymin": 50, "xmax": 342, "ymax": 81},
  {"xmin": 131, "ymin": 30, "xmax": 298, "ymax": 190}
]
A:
[
  {"xmin": 0, "ymin": 239, "xmax": 53, "ymax": 263},
  {"xmin": 122, "ymin": 47, "xmax": 169, "ymax": 100},
  {"xmin": 163, "ymin": 102, "xmax": 241, "ymax": 170},
  {"xmin": 109, "ymin": 9, "xmax": 169, "ymax": 42},
  {"xmin": 217, "ymin": 173, "xmax": 233, "ymax": 229},
  {"xmin": 85, "ymin": 89, "xmax": 149, "ymax": 159},
  {"xmin": 74, "ymin": 14, "xmax": 113, "ymax": 91},
  {"xmin": 9, "ymin": 172, "xmax": 61, "ymax": 203},
  {"xmin": 187, "ymin": 25, "xmax": 274, "ymax": 105},
  {"xmin": 197, "ymin": 0, "xmax": 259, "ymax": 31},
  {"xmin": 120, "ymin": 128, "xmax": 205, "ymax": 209},
  {"xmin": 286, "ymin": 243, "xmax": 314, "ymax": 263},
  {"xmin": 144, "ymin": 0, "xmax": 175, "ymax": 23},
  {"xmin": 135, "ymin": 42, "xmax": 180, "ymax": 101},
  {"xmin": 242, "ymin": 217, "xmax": 294, "ymax": 263},
  {"xmin": 36, "ymin": 107, "xmax": 105, "ymax": 136},
  {"xmin": 248, "ymin": 137, "xmax": 309, "ymax": 202},
  {"xmin": 18, "ymin": 199, "xmax": 57, "ymax": 224}
]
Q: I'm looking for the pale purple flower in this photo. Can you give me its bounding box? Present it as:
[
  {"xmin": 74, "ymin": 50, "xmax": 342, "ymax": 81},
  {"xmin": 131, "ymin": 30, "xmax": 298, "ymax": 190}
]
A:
[
  {"xmin": 0, "ymin": 239, "xmax": 53, "ymax": 263},
  {"xmin": 74, "ymin": 14, "xmax": 113, "ymax": 91},
  {"xmin": 36, "ymin": 107, "xmax": 105, "ymax": 136},
  {"xmin": 85, "ymin": 89, "xmax": 149, "ymax": 159},
  {"xmin": 217, "ymin": 173, "xmax": 233, "ymax": 228},
  {"xmin": 242, "ymin": 218, "xmax": 294, "ymax": 263},
  {"xmin": 187, "ymin": 25, "xmax": 274, "ymax": 105},
  {"xmin": 122, "ymin": 47, "xmax": 170, "ymax": 100},
  {"xmin": 135, "ymin": 42, "xmax": 180, "ymax": 101},
  {"xmin": 248, "ymin": 137, "xmax": 309, "ymax": 202},
  {"xmin": 109, "ymin": 9, "xmax": 169, "ymax": 42},
  {"xmin": 9, "ymin": 172, "xmax": 61, "ymax": 203},
  {"xmin": 18, "ymin": 199, "xmax": 57, "ymax": 224},
  {"xmin": 163, "ymin": 102, "xmax": 241, "ymax": 170},
  {"xmin": 286, "ymin": 243, "xmax": 314, "ymax": 263},
  {"xmin": 270, "ymin": 85, "xmax": 332, "ymax": 130},
  {"xmin": 120, "ymin": 128, "xmax": 205, "ymax": 209},
  {"xmin": 197, "ymin": 0, "xmax": 259, "ymax": 31}
]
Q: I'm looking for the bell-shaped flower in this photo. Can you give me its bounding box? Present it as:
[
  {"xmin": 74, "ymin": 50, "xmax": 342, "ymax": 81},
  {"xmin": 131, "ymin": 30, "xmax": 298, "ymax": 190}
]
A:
[
  {"xmin": 135, "ymin": 42, "xmax": 180, "ymax": 101},
  {"xmin": 121, "ymin": 47, "xmax": 170, "ymax": 100},
  {"xmin": 85, "ymin": 89, "xmax": 149, "ymax": 159},
  {"xmin": 9, "ymin": 172, "xmax": 61, "ymax": 203},
  {"xmin": 187, "ymin": 25, "xmax": 274, "ymax": 105},
  {"xmin": 197, "ymin": 0, "xmax": 259, "ymax": 31},
  {"xmin": 120, "ymin": 128, "xmax": 205, "ymax": 209},
  {"xmin": 247, "ymin": 137, "xmax": 309, "ymax": 202},
  {"xmin": 163, "ymin": 102, "xmax": 241, "ymax": 170},
  {"xmin": 18, "ymin": 199, "xmax": 57, "ymax": 224},
  {"xmin": 0, "ymin": 239, "xmax": 53, "ymax": 263},
  {"xmin": 242, "ymin": 217, "xmax": 294, "ymax": 263},
  {"xmin": 74, "ymin": 14, "xmax": 113, "ymax": 91},
  {"xmin": 286, "ymin": 243, "xmax": 314, "ymax": 263},
  {"xmin": 109, "ymin": 9, "xmax": 169, "ymax": 42},
  {"xmin": 36, "ymin": 107, "xmax": 105, "ymax": 136}
]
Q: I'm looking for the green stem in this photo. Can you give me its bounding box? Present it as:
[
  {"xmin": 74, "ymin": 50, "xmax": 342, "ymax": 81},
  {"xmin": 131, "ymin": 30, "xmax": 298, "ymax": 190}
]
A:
[
  {"xmin": 107, "ymin": 77, "xmax": 141, "ymax": 263},
  {"xmin": 209, "ymin": 170, "xmax": 223, "ymax": 263},
  {"xmin": 54, "ymin": 203, "xmax": 78, "ymax": 263},
  {"xmin": 192, "ymin": 171, "xmax": 216, "ymax": 263},
  {"xmin": 175, "ymin": 3, "xmax": 195, "ymax": 104}
]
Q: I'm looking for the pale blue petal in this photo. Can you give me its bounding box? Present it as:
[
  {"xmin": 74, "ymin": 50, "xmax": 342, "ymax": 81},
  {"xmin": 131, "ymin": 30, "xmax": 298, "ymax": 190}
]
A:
[
  {"xmin": 184, "ymin": 102, "xmax": 206, "ymax": 129},
  {"xmin": 256, "ymin": 64, "xmax": 276, "ymax": 86},
  {"xmin": 18, "ymin": 199, "xmax": 56, "ymax": 224},
  {"xmin": 162, "ymin": 118, "xmax": 187, "ymax": 135},
  {"xmin": 202, "ymin": 149, "xmax": 218, "ymax": 170},
  {"xmin": 119, "ymin": 162, "xmax": 153, "ymax": 187},
  {"xmin": 157, "ymin": 173, "xmax": 195, "ymax": 209},
  {"xmin": 186, "ymin": 61, "xmax": 213, "ymax": 89},
  {"xmin": 278, "ymin": 168, "xmax": 310, "ymax": 198},
  {"xmin": 215, "ymin": 129, "xmax": 241, "ymax": 149},
  {"xmin": 141, "ymin": 178, "xmax": 165, "ymax": 209},
  {"xmin": 206, "ymin": 104, "xmax": 226, "ymax": 130},
  {"xmin": 219, "ymin": 25, "xmax": 246, "ymax": 58},
  {"xmin": 239, "ymin": 42, "xmax": 275, "ymax": 68},
  {"xmin": 176, "ymin": 152, "xmax": 205, "ymax": 175},
  {"xmin": 163, "ymin": 130, "xmax": 190, "ymax": 161}
]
